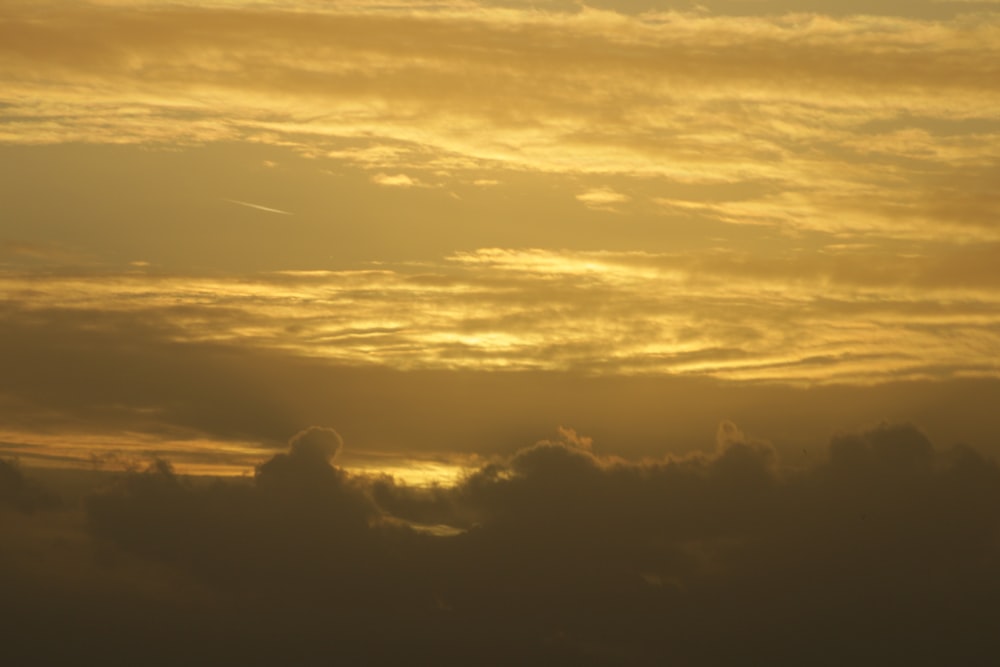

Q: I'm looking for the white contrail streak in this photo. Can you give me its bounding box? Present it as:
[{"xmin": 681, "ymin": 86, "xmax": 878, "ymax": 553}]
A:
[{"xmin": 223, "ymin": 198, "xmax": 293, "ymax": 215}]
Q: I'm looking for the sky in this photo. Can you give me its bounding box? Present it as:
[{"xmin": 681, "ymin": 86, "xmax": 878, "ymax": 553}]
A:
[
  {"xmin": 3, "ymin": 0, "xmax": 1000, "ymax": 472},
  {"xmin": 2, "ymin": 0, "xmax": 1000, "ymax": 662}
]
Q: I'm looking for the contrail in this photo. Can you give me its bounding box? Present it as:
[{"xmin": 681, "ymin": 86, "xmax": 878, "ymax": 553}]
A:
[{"xmin": 223, "ymin": 198, "xmax": 293, "ymax": 215}]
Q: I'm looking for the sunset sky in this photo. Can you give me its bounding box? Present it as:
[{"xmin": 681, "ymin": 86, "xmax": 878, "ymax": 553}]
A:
[
  {"xmin": 4, "ymin": 0, "xmax": 1000, "ymax": 475},
  {"xmin": 3, "ymin": 1, "xmax": 1000, "ymax": 662}
]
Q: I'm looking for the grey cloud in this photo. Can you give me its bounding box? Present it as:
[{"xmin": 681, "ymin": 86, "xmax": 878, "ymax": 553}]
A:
[
  {"xmin": 0, "ymin": 302, "xmax": 306, "ymax": 444},
  {"xmin": 0, "ymin": 457, "xmax": 58, "ymax": 512},
  {"xmin": 286, "ymin": 425, "xmax": 343, "ymax": 462},
  {"xmin": 3, "ymin": 421, "xmax": 1000, "ymax": 663},
  {"xmin": 378, "ymin": 422, "xmax": 1000, "ymax": 662},
  {"xmin": 85, "ymin": 436, "xmax": 380, "ymax": 598}
]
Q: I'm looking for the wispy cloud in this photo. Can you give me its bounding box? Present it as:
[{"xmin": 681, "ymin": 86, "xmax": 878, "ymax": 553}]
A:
[
  {"xmin": 4, "ymin": 242, "xmax": 999, "ymax": 384},
  {"xmin": 371, "ymin": 172, "xmax": 419, "ymax": 187},
  {"xmin": 576, "ymin": 187, "xmax": 630, "ymax": 211},
  {"xmin": 0, "ymin": 239, "xmax": 83, "ymax": 262},
  {"xmin": 223, "ymin": 198, "xmax": 293, "ymax": 215},
  {"xmin": 2, "ymin": 2, "xmax": 998, "ymax": 240}
]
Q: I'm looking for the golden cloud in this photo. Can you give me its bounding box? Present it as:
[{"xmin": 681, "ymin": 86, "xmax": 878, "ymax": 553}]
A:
[
  {"xmin": 3, "ymin": 241, "xmax": 999, "ymax": 384},
  {"xmin": 2, "ymin": 2, "xmax": 999, "ymax": 240}
]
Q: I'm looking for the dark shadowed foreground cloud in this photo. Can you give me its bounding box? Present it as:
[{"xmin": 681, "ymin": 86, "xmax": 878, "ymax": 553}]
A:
[
  {"xmin": 3, "ymin": 422, "xmax": 999, "ymax": 665},
  {"xmin": 0, "ymin": 458, "xmax": 58, "ymax": 513}
]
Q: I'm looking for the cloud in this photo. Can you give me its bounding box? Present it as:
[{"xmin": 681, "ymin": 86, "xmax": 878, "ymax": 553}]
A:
[
  {"xmin": 288, "ymin": 425, "xmax": 343, "ymax": 462},
  {"xmin": 1, "ymin": 422, "xmax": 971, "ymax": 663},
  {"xmin": 255, "ymin": 427, "xmax": 362, "ymax": 516},
  {"xmin": 371, "ymin": 172, "xmax": 419, "ymax": 187},
  {"xmin": 0, "ymin": 239, "xmax": 83, "ymax": 263},
  {"xmin": 575, "ymin": 187, "xmax": 630, "ymax": 210},
  {"xmin": 2, "ymin": 2, "xmax": 999, "ymax": 240},
  {"xmin": 85, "ymin": 431, "xmax": 380, "ymax": 598},
  {"xmin": 9, "ymin": 236, "xmax": 1000, "ymax": 386},
  {"xmin": 222, "ymin": 198, "xmax": 294, "ymax": 215},
  {"xmin": 4, "ymin": 420, "xmax": 1000, "ymax": 663},
  {"xmin": 3, "ymin": 263, "xmax": 1000, "ymax": 474},
  {"xmin": 0, "ymin": 458, "xmax": 58, "ymax": 512}
]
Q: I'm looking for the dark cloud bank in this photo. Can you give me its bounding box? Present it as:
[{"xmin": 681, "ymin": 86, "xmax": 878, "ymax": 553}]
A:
[{"xmin": 3, "ymin": 423, "xmax": 1000, "ymax": 665}]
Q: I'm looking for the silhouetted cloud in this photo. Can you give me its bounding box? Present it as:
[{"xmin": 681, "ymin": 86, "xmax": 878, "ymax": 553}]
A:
[
  {"xmin": 3, "ymin": 422, "xmax": 988, "ymax": 664},
  {"xmin": 369, "ymin": 422, "xmax": 1000, "ymax": 663},
  {"xmin": 0, "ymin": 458, "xmax": 58, "ymax": 512},
  {"xmin": 85, "ymin": 431, "xmax": 382, "ymax": 599}
]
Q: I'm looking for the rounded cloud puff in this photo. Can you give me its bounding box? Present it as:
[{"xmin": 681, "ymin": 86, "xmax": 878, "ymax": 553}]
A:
[{"xmin": 288, "ymin": 426, "xmax": 343, "ymax": 464}]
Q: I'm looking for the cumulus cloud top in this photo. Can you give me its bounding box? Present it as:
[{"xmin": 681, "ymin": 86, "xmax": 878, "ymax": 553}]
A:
[
  {"xmin": 287, "ymin": 426, "xmax": 344, "ymax": 463},
  {"xmin": 5, "ymin": 421, "xmax": 998, "ymax": 664}
]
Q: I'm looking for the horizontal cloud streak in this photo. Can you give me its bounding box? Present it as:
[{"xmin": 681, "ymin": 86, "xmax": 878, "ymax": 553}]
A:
[
  {"xmin": 2, "ymin": 2, "xmax": 999, "ymax": 239},
  {"xmin": 3, "ymin": 243, "xmax": 999, "ymax": 384},
  {"xmin": 223, "ymin": 198, "xmax": 293, "ymax": 215}
]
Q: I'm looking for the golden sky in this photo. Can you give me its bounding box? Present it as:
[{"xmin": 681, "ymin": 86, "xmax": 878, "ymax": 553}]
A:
[
  {"xmin": 2, "ymin": 0, "xmax": 1000, "ymax": 472},
  {"xmin": 3, "ymin": 3, "xmax": 1000, "ymax": 663}
]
